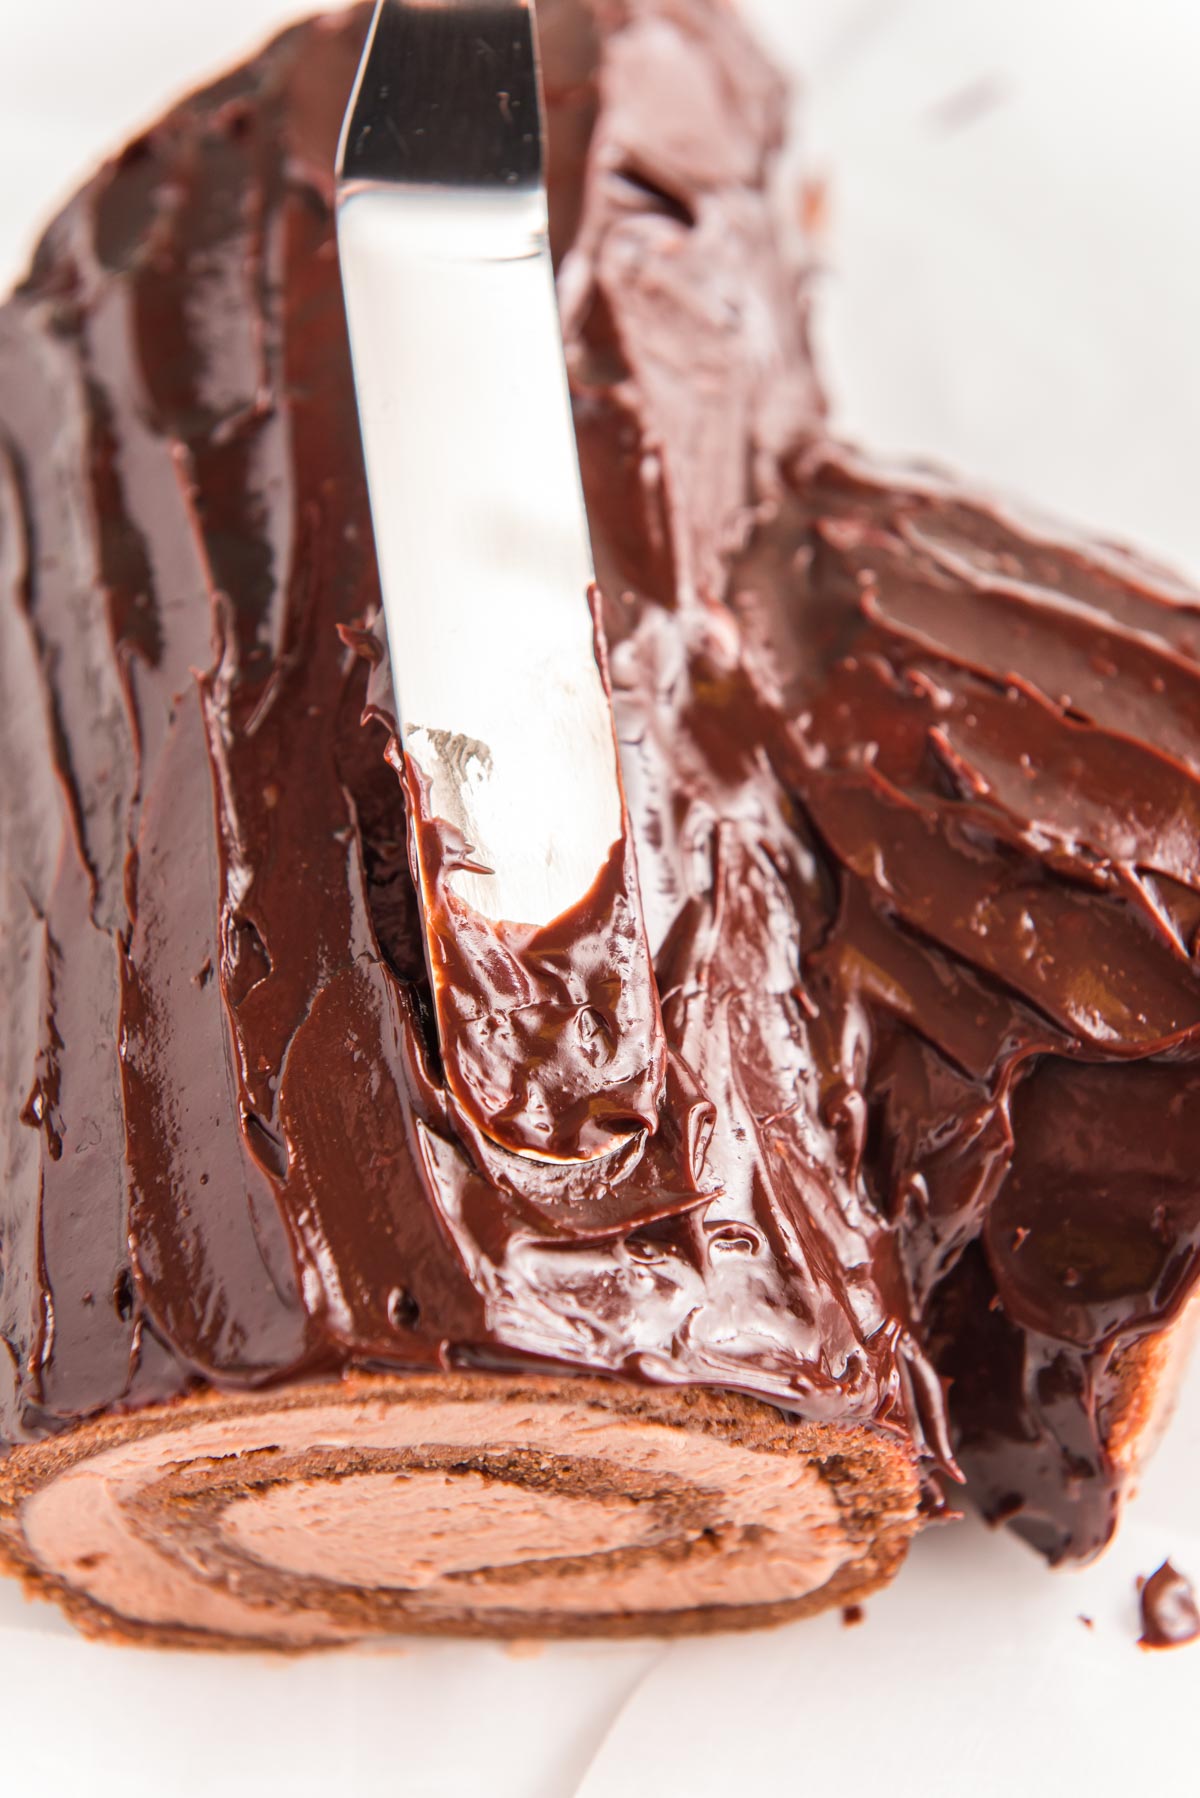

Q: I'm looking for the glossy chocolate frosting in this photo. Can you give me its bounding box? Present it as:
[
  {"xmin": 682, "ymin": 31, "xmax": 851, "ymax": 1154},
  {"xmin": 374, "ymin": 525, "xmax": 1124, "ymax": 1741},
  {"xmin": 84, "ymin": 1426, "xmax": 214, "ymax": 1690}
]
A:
[
  {"xmin": 0, "ymin": 0, "xmax": 920, "ymax": 1449},
  {"xmin": 386, "ymin": 735, "xmax": 668, "ymax": 1165},
  {"xmin": 3, "ymin": 0, "xmax": 1200, "ymax": 1562}
]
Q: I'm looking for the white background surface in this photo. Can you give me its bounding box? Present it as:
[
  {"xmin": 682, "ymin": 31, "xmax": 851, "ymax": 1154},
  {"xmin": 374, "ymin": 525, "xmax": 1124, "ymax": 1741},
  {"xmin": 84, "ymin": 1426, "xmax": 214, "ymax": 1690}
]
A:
[{"xmin": 2, "ymin": 2, "xmax": 1199, "ymax": 1792}]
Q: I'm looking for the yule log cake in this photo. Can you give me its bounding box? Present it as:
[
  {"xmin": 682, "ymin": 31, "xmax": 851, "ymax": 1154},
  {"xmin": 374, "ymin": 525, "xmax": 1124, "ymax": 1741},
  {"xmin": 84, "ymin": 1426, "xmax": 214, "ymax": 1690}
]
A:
[{"xmin": 1, "ymin": 0, "xmax": 1198, "ymax": 1647}]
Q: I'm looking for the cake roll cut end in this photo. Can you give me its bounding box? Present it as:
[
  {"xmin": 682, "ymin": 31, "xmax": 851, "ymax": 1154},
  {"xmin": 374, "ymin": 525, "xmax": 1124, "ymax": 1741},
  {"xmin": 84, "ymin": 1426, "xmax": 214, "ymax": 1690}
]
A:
[{"xmin": 0, "ymin": 1374, "xmax": 922, "ymax": 1649}]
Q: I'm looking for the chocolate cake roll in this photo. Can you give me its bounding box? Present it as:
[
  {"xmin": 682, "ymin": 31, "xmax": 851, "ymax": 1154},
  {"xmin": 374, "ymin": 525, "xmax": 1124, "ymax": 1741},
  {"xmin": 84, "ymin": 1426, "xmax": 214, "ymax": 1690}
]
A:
[
  {"xmin": 0, "ymin": 0, "xmax": 929, "ymax": 1647},
  {"xmin": 2, "ymin": 0, "xmax": 1198, "ymax": 1649}
]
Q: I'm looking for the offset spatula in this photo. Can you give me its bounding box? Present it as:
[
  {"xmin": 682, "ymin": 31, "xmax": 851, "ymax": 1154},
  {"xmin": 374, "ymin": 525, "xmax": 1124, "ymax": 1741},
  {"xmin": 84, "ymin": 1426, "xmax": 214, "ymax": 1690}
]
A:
[{"xmin": 336, "ymin": 1, "xmax": 664, "ymax": 1163}]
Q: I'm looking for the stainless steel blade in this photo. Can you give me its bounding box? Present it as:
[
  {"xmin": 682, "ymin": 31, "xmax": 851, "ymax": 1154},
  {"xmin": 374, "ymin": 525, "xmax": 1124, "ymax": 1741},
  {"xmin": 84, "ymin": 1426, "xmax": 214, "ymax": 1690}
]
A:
[
  {"xmin": 335, "ymin": 1, "xmax": 663, "ymax": 1163},
  {"xmin": 336, "ymin": 0, "xmax": 621, "ymax": 930}
]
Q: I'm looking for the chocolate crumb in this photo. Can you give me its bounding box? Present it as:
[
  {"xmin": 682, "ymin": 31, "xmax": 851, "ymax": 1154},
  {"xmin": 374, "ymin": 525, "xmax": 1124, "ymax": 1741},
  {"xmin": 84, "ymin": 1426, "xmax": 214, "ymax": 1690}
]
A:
[
  {"xmin": 1138, "ymin": 1561, "xmax": 1200, "ymax": 1650},
  {"xmin": 841, "ymin": 1604, "xmax": 865, "ymax": 1628}
]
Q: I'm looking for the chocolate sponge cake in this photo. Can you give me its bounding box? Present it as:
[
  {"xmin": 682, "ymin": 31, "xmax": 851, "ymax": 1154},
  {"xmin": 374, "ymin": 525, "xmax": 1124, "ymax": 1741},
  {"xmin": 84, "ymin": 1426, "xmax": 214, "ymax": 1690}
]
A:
[{"xmin": 1, "ymin": 0, "xmax": 1198, "ymax": 1645}]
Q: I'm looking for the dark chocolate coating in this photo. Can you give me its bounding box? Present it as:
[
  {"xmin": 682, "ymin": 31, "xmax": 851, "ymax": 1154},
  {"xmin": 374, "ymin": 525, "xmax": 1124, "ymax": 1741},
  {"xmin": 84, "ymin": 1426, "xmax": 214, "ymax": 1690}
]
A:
[
  {"xmin": 3, "ymin": 0, "xmax": 1200, "ymax": 1562},
  {"xmin": 757, "ymin": 456, "xmax": 1200, "ymax": 1558},
  {"xmin": 393, "ymin": 760, "xmax": 668, "ymax": 1164},
  {"xmin": 0, "ymin": 2, "xmax": 917, "ymax": 1451}
]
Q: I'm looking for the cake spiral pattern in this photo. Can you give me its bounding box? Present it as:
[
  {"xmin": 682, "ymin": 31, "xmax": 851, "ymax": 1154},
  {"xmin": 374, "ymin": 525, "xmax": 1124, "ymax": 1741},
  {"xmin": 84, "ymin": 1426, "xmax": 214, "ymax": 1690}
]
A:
[{"xmin": 0, "ymin": 1376, "xmax": 917, "ymax": 1644}]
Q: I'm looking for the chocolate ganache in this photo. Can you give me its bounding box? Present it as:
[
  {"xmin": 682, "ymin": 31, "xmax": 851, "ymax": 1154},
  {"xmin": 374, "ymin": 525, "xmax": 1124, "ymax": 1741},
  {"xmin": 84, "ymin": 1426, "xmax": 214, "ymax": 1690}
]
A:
[
  {"xmin": 3, "ymin": 0, "xmax": 1200, "ymax": 1565},
  {"xmin": 377, "ymin": 728, "xmax": 668, "ymax": 1165},
  {"xmin": 0, "ymin": 1, "xmax": 919, "ymax": 1447}
]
